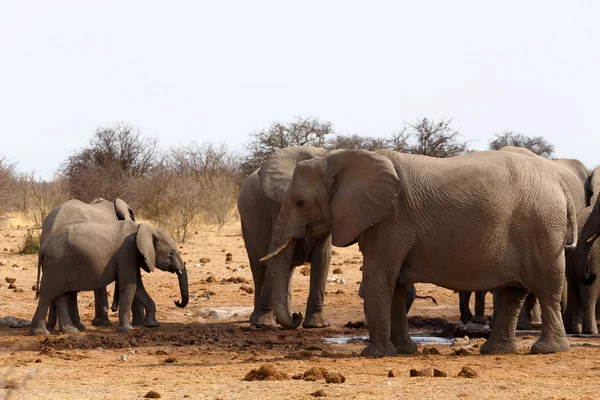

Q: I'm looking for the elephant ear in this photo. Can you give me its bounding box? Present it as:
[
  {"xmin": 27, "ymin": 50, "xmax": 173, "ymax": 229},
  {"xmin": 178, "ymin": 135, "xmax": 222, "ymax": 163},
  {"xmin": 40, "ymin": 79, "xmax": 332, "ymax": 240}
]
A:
[
  {"xmin": 114, "ymin": 198, "xmax": 135, "ymax": 221},
  {"xmin": 136, "ymin": 223, "xmax": 156, "ymax": 272},
  {"xmin": 259, "ymin": 146, "xmax": 328, "ymax": 203},
  {"xmin": 327, "ymin": 149, "xmax": 399, "ymax": 247},
  {"xmin": 590, "ymin": 166, "xmax": 600, "ymax": 206}
]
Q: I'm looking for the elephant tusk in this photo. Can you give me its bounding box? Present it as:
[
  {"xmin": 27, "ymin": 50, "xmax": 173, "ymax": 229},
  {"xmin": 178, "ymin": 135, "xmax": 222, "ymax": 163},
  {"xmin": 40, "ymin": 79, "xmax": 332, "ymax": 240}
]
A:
[
  {"xmin": 260, "ymin": 237, "xmax": 293, "ymax": 262},
  {"xmin": 587, "ymin": 233, "xmax": 599, "ymax": 243}
]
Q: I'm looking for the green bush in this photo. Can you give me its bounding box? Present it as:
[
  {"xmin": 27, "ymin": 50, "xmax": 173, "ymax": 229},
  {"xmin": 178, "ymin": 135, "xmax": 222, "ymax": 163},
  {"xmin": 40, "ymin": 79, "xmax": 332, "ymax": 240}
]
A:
[{"xmin": 19, "ymin": 229, "xmax": 40, "ymax": 254}]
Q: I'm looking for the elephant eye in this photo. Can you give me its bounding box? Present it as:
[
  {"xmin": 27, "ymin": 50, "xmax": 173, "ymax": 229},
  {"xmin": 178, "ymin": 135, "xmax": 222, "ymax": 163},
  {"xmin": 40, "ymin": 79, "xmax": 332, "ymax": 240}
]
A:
[{"xmin": 296, "ymin": 199, "xmax": 306, "ymax": 209}]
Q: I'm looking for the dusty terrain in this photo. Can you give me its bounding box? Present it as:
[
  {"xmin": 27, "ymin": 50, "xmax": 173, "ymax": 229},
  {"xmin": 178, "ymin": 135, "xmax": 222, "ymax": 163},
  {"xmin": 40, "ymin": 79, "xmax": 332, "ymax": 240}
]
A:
[{"xmin": 1, "ymin": 216, "xmax": 599, "ymax": 400}]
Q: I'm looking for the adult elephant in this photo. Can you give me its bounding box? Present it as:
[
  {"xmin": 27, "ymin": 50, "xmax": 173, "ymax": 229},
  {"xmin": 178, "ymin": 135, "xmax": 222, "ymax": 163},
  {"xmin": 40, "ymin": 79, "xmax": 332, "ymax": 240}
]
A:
[
  {"xmin": 238, "ymin": 146, "xmax": 331, "ymax": 328},
  {"xmin": 262, "ymin": 149, "xmax": 577, "ymax": 357},
  {"xmin": 569, "ymin": 166, "xmax": 600, "ymax": 333},
  {"xmin": 40, "ymin": 198, "xmax": 179, "ymax": 329},
  {"xmin": 460, "ymin": 146, "xmax": 590, "ymax": 330}
]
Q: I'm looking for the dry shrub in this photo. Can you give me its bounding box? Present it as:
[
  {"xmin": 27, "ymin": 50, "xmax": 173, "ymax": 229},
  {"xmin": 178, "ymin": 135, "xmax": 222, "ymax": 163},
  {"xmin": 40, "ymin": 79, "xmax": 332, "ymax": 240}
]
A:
[
  {"xmin": 0, "ymin": 157, "xmax": 17, "ymax": 217},
  {"xmin": 19, "ymin": 229, "xmax": 41, "ymax": 254},
  {"xmin": 15, "ymin": 173, "xmax": 70, "ymax": 226}
]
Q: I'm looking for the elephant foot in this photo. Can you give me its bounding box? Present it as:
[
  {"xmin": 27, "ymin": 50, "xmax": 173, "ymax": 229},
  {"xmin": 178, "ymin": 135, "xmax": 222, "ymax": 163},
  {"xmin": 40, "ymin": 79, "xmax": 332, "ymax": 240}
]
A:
[
  {"xmin": 116, "ymin": 323, "xmax": 134, "ymax": 333},
  {"xmin": 29, "ymin": 325, "xmax": 50, "ymax": 336},
  {"xmin": 302, "ymin": 312, "xmax": 330, "ymax": 329},
  {"xmin": 391, "ymin": 337, "xmax": 417, "ymax": 354},
  {"xmin": 250, "ymin": 310, "xmax": 275, "ymax": 328},
  {"xmin": 479, "ymin": 339, "xmax": 519, "ymax": 354},
  {"xmin": 461, "ymin": 310, "xmax": 474, "ymax": 324},
  {"xmin": 92, "ymin": 316, "xmax": 112, "ymax": 327},
  {"xmin": 141, "ymin": 317, "xmax": 160, "ymax": 328},
  {"xmin": 472, "ymin": 315, "xmax": 487, "ymax": 324},
  {"xmin": 360, "ymin": 342, "xmax": 398, "ymax": 358},
  {"xmin": 76, "ymin": 321, "xmax": 87, "ymax": 331},
  {"xmin": 60, "ymin": 325, "xmax": 80, "ymax": 335},
  {"xmin": 530, "ymin": 336, "xmax": 570, "ymax": 354}
]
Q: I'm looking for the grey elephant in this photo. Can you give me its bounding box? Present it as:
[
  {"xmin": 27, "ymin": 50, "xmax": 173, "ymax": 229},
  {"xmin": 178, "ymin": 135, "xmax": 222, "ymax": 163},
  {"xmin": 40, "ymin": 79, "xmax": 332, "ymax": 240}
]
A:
[
  {"xmin": 262, "ymin": 148, "xmax": 577, "ymax": 357},
  {"xmin": 40, "ymin": 198, "xmax": 158, "ymax": 329},
  {"xmin": 568, "ymin": 166, "xmax": 600, "ymax": 333},
  {"xmin": 461, "ymin": 146, "xmax": 590, "ymax": 330},
  {"xmin": 31, "ymin": 221, "xmax": 188, "ymax": 335},
  {"xmin": 238, "ymin": 146, "xmax": 332, "ymax": 328}
]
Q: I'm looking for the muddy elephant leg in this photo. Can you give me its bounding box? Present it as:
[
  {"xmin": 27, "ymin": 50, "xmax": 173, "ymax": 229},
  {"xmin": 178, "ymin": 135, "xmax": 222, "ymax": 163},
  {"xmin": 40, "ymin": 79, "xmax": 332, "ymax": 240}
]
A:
[
  {"xmin": 116, "ymin": 273, "xmax": 136, "ymax": 333},
  {"xmin": 480, "ymin": 286, "xmax": 528, "ymax": 354},
  {"xmin": 131, "ymin": 276, "xmax": 159, "ymax": 328},
  {"xmin": 303, "ymin": 236, "xmax": 332, "ymax": 328},
  {"xmin": 390, "ymin": 282, "xmax": 417, "ymax": 354},
  {"xmin": 92, "ymin": 286, "xmax": 112, "ymax": 327},
  {"xmin": 56, "ymin": 293, "xmax": 79, "ymax": 335},
  {"xmin": 249, "ymin": 256, "xmax": 275, "ymax": 328},
  {"xmin": 472, "ymin": 291, "xmax": 487, "ymax": 324},
  {"xmin": 459, "ymin": 291, "xmax": 473, "ymax": 323},
  {"xmin": 404, "ymin": 283, "xmax": 416, "ymax": 314},
  {"xmin": 68, "ymin": 291, "xmax": 86, "ymax": 331},
  {"xmin": 46, "ymin": 302, "xmax": 58, "ymax": 330},
  {"xmin": 30, "ymin": 296, "xmax": 53, "ymax": 336}
]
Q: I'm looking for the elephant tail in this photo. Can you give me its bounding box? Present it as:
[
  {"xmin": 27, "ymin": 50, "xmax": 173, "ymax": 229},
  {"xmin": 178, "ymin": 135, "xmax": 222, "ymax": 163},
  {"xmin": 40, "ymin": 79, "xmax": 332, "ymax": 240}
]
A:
[
  {"xmin": 561, "ymin": 180, "xmax": 578, "ymax": 251},
  {"xmin": 34, "ymin": 250, "xmax": 43, "ymax": 300},
  {"xmin": 415, "ymin": 295, "xmax": 438, "ymax": 306}
]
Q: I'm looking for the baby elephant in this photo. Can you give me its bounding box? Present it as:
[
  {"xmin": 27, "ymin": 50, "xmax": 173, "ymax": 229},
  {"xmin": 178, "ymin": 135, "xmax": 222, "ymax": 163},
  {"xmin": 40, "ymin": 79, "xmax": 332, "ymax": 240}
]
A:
[{"xmin": 30, "ymin": 221, "xmax": 188, "ymax": 335}]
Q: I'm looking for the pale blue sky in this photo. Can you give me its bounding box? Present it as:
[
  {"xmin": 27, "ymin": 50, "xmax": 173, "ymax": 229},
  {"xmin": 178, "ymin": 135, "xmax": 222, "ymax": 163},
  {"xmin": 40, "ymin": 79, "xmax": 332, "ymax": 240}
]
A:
[{"xmin": 1, "ymin": 1, "xmax": 598, "ymax": 180}]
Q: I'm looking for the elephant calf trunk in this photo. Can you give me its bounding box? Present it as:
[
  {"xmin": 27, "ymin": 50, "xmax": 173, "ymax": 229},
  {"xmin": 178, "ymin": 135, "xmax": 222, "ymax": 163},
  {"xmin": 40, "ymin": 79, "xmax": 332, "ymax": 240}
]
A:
[{"xmin": 174, "ymin": 264, "xmax": 189, "ymax": 308}]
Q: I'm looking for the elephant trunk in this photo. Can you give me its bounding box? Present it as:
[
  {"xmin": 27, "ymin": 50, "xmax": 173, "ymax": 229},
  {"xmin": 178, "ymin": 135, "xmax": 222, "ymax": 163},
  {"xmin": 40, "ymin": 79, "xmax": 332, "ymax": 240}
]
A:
[
  {"xmin": 270, "ymin": 239, "xmax": 302, "ymax": 329},
  {"xmin": 174, "ymin": 263, "xmax": 189, "ymax": 308}
]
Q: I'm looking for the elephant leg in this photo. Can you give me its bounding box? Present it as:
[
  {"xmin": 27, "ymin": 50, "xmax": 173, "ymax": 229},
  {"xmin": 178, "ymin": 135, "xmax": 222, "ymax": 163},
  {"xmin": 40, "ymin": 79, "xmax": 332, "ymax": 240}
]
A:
[
  {"xmin": 116, "ymin": 274, "xmax": 136, "ymax": 333},
  {"xmin": 581, "ymin": 287, "xmax": 599, "ymax": 334},
  {"xmin": 92, "ymin": 286, "xmax": 112, "ymax": 327},
  {"xmin": 249, "ymin": 256, "xmax": 275, "ymax": 328},
  {"xmin": 404, "ymin": 283, "xmax": 416, "ymax": 314},
  {"xmin": 472, "ymin": 291, "xmax": 487, "ymax": 324},
  {"xmin": 564, "ymin": 280, "xmax": 582, "ymax": 334},
  {"xmin": 480, "ymin": 286, "xmax": 528, "ymax": 354},
  {"xmin": 132, "ymin": 276, "xmax": 159, "ymax": 328},
  {"xmin": 530, "ymin": 271, "xmax": 570, "ymax": 354},
  {"xmin": 30, "ymin": 294, "xmax": 52, "ymax": 336},
  {"xmin": 390, "ymin": 282, "xmax": 417, "ymax": 354},
  {"xmin": 488, "ymin": 288, "xmax": 501, "ymax": 329},
  {"xmin": 46, "ymin": 302, "xmax": 58, "ymax": 330},
  {"xmin": 303, "ymin": 236, "xmax": 332, "ymax": 328},
  {"xmin": 516, "ymin": 302, "xmax": 533, "ymax": 330},
  {"xmin": 56, "ymin": 293, "xmax": 79, "ymax": 335},
  {"xmin": 68, "ymin": 291, "xmax": 86, "ymax": 331},
  {"xmin": 360, "ymin": 254, "xmax": 403, "ymax": 358},
  {"xmin": 459, "ymin": 291, "xmax": 473, "ymax": 324}
]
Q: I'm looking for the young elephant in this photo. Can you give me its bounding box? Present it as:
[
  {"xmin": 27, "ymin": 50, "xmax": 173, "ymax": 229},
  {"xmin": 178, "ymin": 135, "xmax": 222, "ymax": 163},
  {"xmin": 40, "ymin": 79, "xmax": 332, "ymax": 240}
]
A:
[
  {"xmin": 263, "ymin": 149, "xmax": 577, "ymax": 357},
  {"xmin": 30, "ymin": 221, "xmax": 188, "ymax": 335}
]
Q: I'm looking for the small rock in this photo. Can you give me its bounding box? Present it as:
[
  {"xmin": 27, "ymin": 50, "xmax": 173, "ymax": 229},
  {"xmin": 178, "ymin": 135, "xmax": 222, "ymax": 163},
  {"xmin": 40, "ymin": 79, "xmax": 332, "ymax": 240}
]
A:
[
  {"xmin": 383, "ymin": 381, "xmax": 392, "ymax": 386},
  {"xmin": 2, "ymin": 248, "xmax": 7, "ymax": 252},
  {"xmin": 335, "ymin": 289, "xmax": 345, "ymax": 295},
  {"xmin": 300, "ymin": 366, "xmax": 328, "ymax": 381},
  {"xmin": 206, "ymin": 276, "xmax": 215, "ymax": 283},
  {"xmin": 457, "ymin": 366, "xmax": 478, "ymax": 378},
  {"xmin": 433, "ymin": 368, "xmax": 447, "ymax": 377},
  {"xmin": 344, "ymin": 321, "xmax": 366, "ymax": 329},
  {"xmin": 300, "ymin": 265, "xmax": 311, "ymax": 276},
  {"xmin": 0, "ymin": 260, "xmax": 7, "ymax": 266},
  {"xmin": 388, "ymin": 369, "xmax": 401, "ymax": 377},
  {"xmin": 222, "ymin": 249, "xmax": 227, "ymax": 252},
  {"xmin": 8, "ymin": 283, "xmax": 16, "ymax": 289},
  {"xmin": 11, "ymin": 264, "xmax": 18, "ymax": 269},
  {"xmin": 244, "ymin": 364, "xmax": 290, "ymax": 381},
  {"xmin": 164, "ymin": 357, "xmax": 177, "ymax": 364},
  {"xmin": 22, "ymin": 266, "xmax": 28, "ymax": 271},
  {"xmin": 0, "ymin": 316, "xmax": 31, "ymax": 328},
  {"xmin": 5, "ymin": 277, "xmax": 16, "ymax": 284},
  {"xmin": 410, "ymin": 367, "xmax": 434, "ymax": 377},
  {"xmin": 240, "ymin": 285, "xmax": 254, "ymax": 294},
  {"xmin": 422, "ymin": 347, "xmax": 441, "ymax": 355},
  {"xmin": 453, "ymin": 348, "xmax": 469, "ymax": 356},
  {"xmin": 226, "ymin": 252, "xmax": 233, "ymax": 257},
  {"xmin": 521, "ymin": 335, "xmax": 534, "ymax": 340},
  {"xmin": 194, "ymin": 263, "xmax": 201, "ymax": 267},
  {"xmin": 144, "ymin": 390, "xmax": 161, "ymax": 398},
  {"xmin": 311, "ymin": 389, "xmax": 327, "ymax": 397},
  {"xmin": 331, "ymin": 250, "xmax": 339, "ymax": 256},
  {"xmin": 155, "ymin": 350, "xmax": 169, "ymax": 355},
  {"xmin": 13, "ymin": 288, "xmax": 23, "ymax": 293},
  {"xmin": 332, "ymin": 268, "xmax": 343, "ymax": 274},
  {"xmin": 120, "ymin": 354, "xmax": 128, "ymax": 361},
  {"xmin": 325, "ymin": 372, "xmax": 345, "ymax": 383},
  {"xmin": 199, "ymin": 257, "xmax": 211, "ymax": 263},
  {"xmin": 32, "ymin": 284, "xmax": 37, "ymax": 292}
]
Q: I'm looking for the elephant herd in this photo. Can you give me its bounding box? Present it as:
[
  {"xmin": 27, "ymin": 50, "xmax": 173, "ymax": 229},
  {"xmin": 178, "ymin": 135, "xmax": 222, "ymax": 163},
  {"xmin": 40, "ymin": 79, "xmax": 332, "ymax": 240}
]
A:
[{"xmin": 29, "ymin": 145, "xmax": 600, "ymax": 359}]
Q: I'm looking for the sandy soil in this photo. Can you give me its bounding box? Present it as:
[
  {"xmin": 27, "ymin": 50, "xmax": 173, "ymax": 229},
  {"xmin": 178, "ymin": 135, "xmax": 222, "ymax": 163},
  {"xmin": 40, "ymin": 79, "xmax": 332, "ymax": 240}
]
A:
[{"xmin": 1, "ymin": 216, "xmax": 599, "ymax": 400}]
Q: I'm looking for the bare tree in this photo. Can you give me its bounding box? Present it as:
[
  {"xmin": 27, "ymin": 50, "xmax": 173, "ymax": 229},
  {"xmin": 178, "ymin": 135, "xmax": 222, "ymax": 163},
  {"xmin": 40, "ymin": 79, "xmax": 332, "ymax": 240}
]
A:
[
  {"xmin": 326, "ymin": 134, "xmax": 391, "ymax": 151},
  {"xmin": 489, "ymin": 131, "xmax": 554, "ymax": 158},
  {"xmin": 392, "ymin": 118, "xmax": 471, "ymax": 157},
  {"xmin": 17, "ymin": 173, "xmax": 70, "ymax": 226},
  {"xmin": 241, "ymin": 117, "xmax": 334, "ymax": 176},
  {"xmin": 0, "ymin": 157, "xmax": 17, "ymax": 217},
  {"xmin": 61, "ymin": 123, "xmax": 158, "ymax": 202}
]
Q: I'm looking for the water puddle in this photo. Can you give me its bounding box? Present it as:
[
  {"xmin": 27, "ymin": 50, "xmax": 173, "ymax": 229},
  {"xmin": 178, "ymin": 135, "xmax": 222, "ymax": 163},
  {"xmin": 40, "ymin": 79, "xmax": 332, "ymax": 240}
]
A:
[{"xmin": 323, "ymin": 335, "xmax": 453, "ymax": 345}]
